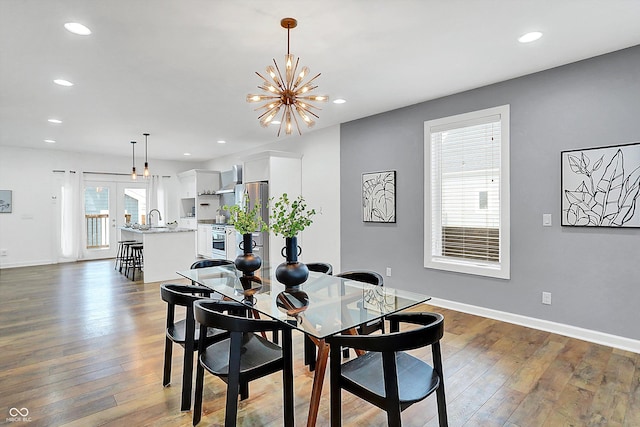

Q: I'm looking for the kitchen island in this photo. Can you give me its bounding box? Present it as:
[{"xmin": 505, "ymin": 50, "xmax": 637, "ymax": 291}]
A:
[{"xmin": 120, "ymin": 227, "xmax": 196, "ymax": 283}]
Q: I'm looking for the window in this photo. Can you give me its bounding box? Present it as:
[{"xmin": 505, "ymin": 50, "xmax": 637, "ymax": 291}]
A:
[{"xmin": 424, "ymin": 105, "xmax": 510, "ymax": 279}]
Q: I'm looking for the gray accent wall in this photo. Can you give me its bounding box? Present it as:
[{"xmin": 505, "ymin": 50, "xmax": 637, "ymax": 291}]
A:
[{"xmin": 340, "ymin": 45, "xmax": 640, "ymax": 340}]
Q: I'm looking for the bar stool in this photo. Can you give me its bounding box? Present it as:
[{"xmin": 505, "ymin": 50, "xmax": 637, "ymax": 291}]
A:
[
  {"xmin": 115, "ymin": 240, "xmax": 137, "ymax": 271},
  {"xmin": 119, "ymin": 241, "xmax": 138, "ymax": 274},
  {"xmin": 126, "ymin": 244, "xmax": 144, "ymax": 280}
]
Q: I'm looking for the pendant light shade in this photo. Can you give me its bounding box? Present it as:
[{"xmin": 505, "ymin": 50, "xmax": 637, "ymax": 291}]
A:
[
  {"xmin": 143, "ymin": 133, "xmax": 150, "ymax": 178},
  {"xmin": 131, "ymin": 141, "xmax": 137, "ymax": 180}
]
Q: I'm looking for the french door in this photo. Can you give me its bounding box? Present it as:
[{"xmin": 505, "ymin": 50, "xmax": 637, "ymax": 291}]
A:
[{"xmin": 82, "ymin": 180, "xmax": 147, "ymax": 260}]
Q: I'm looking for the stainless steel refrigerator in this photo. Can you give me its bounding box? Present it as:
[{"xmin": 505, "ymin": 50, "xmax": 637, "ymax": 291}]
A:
[{"xmin": 242, "ymin": 181, "xmax": 269, "ymax": 268}]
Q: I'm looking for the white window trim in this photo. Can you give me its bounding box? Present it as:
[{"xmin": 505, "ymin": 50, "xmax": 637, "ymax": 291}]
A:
[{"xmin": 424, "ymin": 105, "xmax": 510, "ymax": 279}]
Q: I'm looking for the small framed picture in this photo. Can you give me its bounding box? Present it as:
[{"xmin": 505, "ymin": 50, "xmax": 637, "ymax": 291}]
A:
[
  {"xmin": 362, "ymin": 170, "xmax": 396, "ymax": 223},
  {"xmin": 0, "ymin": 190, "xmax": 12, "ymax": 213}
]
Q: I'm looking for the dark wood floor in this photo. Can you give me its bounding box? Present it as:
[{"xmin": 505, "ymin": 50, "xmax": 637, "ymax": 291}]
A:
[{"xmin": 0, "ymin": 260, "xmax": 639, "ymax": 426}]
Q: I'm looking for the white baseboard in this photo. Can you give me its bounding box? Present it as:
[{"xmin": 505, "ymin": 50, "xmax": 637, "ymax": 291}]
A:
[
  {"xmin": 0, "ymin": 259, "xmax": 56, "ymax": 269},
  {"xmin": 428, "ymin": 297, "xmax": 640, "ymax": 354}
]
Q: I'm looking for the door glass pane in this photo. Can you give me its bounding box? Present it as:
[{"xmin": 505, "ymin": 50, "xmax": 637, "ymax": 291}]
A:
[
  {"xmin": 84, "ymin": 186, "xmax": 110, "ymax": 249},
  {"xmin": 124, "ymin": 188, "xmax": 147, "ymax": 225}
]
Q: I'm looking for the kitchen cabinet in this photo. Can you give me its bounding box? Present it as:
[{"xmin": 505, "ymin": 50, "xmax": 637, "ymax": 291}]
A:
[
  {"xmin": 197, "ymin": 224, "xmax": 213, "ymax": 258},
  {"xmin": 177, "ymin": 169, "xmax": 221, "ymax": 224},
  {"xmin": 225, "ymin": 226, "xmax": 238, "ymax": 260}
]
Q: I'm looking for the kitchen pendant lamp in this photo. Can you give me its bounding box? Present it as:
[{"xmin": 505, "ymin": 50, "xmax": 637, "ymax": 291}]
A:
[
  {"xmin": 130, "ymin": 140, "xmax": 137, "ymax": 180},
  {"xmin": 247, "ymin": 17, "xmax": 328, "ymax": 136},
  {"xmin": 143, "ymin": 133, "xmax": 150, "ymax": 178}
]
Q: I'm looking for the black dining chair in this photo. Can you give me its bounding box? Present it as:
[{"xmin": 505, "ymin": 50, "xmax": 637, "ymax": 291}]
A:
[
  {"xmin": 160, "ymin": 284, "xmax": 229, "ymax": 411},
  {"xmin": 192, "ymin": 299, "xmax": 294, "ymax": 427},
  {"xmin": 306, "ymin": 262, "xmax": 333, "ymax": 275},
  {"xmin": 303, "ymin": 262, "xmax": 334, "ymax": 371},
  {"xmin": 336, "ymin": 270, "xmax": 385, "ymax": 357},
  {"xmin": 326, "ymin": 311, "xmax": 448, "ymax": 427}
]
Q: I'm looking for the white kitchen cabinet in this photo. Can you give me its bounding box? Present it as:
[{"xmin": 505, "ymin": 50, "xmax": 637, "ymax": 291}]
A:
[
  {"xmin": 178, "ymin": 169, "xmax": 221, "ymax": 257},
  {"xmin": 197, "ymin": 224, "xmax": 213, "ymax": 258},
  {"xmin": 225, "ymin": 226, "xmax": 238, "ymax": 260}
]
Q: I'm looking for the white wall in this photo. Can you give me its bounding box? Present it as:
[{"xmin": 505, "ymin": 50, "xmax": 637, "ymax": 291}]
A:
[
  {"xmin": 203, "ymin": 125, "xmax": 341, "ymax": 272},
  {"xmin": 0, "ymin": 145, "xmax": 203, "ymax": 268}
]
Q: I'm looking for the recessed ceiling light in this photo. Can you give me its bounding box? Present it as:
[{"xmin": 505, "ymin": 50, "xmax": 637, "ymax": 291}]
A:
[
  {"xmin": 44, "ymin": 139, "xmax": 56, "ymax": 143},
  {"xmin": 48, "ymin": 119, "xmax": 62, "ymax": 124},
  {"xmin": 333, "ymin": 99, "xmax": 347, "ymax": 104},
  {"xmin": 183, "ymin": 152, "xmax": 191, "ymax": 156},
  {"xmin": 54, "ymin": 79, "xmax": 74, "ymax": 87},
  {"xmin": 518, "ymin": 31, "xmax": 543, "ymax": 43},
  {"xmin": 64, "ymin": 22, "xmax": 91, "ymax": 36},
  {"xmin": 217, "ymin": 140, "xmax": 226, "ymax": 144}
]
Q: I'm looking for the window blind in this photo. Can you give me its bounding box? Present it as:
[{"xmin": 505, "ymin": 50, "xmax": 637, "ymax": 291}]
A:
[{"xmin": 430, "ymin": 117, "xmax": 501, "ymax": 264}]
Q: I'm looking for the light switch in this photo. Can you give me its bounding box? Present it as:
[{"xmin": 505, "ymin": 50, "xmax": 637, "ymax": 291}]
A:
[{"xmin": 542, "ymin": 214, "xmax": 552, "ymax": 227}]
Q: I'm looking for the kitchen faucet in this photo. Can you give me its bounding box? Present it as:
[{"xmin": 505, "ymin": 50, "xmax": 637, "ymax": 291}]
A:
[{"xmin": 148, "ymin": 209, "xmax": 162, "ymax": 226}]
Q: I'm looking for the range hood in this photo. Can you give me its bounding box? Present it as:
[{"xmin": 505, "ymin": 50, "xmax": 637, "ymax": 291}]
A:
[{"xmin": 215, "ymin": 164, "xmax": 242, "ymax": 194}]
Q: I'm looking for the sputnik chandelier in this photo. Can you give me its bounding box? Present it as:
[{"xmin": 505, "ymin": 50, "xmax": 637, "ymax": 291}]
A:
[{"xmin": 247, "ymin": 17, "xmax": 328, "ymax": 136}]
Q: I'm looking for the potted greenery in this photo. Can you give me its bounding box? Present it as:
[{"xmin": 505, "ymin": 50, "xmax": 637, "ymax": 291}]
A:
[
  {"xmin": 223, "ymin": 196, "xmax": 267, "ymax": 276},
  {"xmin": 269, "ymin": 193, "xmax": 316, "ymax": 287}
]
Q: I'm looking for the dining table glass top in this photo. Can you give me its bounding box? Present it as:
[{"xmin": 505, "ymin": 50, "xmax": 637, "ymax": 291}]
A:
[{"xmin": 177, "ymin": 265, "xmax": 430, "ymax": 340}]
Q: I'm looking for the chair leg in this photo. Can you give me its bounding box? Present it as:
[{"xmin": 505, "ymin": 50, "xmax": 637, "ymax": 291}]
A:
[
  {"xmin": 282, "ymin": 328, "xmax": 294, "ymax": 427},
  {"xmin": 162, "ymin": 337, "xmax": 172, "ymax": 387},
  {"xmin": 193, "ymin": 363, "xmax": 205, "ymax": 426},
  {"xmin": 240, "ymin": 381, "xmax": 249, "ymax": 400},
  {"xmin": 386, "ymin": 404, "xmax": 402, "ymax": 427},
  {"xmin": 329, "ymin": 345, "xmax": 342, "ymax": 427},
  {"xmin": 304, "ymin": 335, "xmax": 316, "ymax": 371},
  {"xmin": 224, "ymin": 333, "xmax": 243, "ymax": 427},
  {"xmin": 181, "ymin": 341, "xmax": 195, "ymax": 411}
]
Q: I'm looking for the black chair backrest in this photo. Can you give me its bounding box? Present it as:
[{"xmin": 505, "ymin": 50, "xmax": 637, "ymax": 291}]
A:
[
  {"xmin": 190, "ymin": 259, "xmax": 234, "ymax": 269},
  {"xmin": 336, "ymin": 270, "xmax": 383, "ymax": 286},
  {"xmin": 160, "ymin": 283, "xmax": 213, "ymax": 307},
  {"xmin": 326, "ymin": 312, "xmax": 444, "ymax": 353},
  {"xmin": 194, "ymin": 300, "xmax": 283, "ymax": 334},
  {"xmin": 306, "ymin": 262, "xmax": 333, "ymax": 275}
]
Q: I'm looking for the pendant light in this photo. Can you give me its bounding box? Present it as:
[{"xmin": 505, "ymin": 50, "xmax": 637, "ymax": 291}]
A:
[
  {"xmin": 130, "ymin": 140, "xmax": 137, "ymax": 180},
  {"xmin": 143, "ymin": 133, "xmax": 150, "ymax": 178}
]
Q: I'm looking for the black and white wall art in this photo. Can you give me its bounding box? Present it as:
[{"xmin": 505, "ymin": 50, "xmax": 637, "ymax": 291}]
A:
[
  {"xmin": 0, "ymin": 190, "xmax": 12, "ymax": 213},
  {"xmin": 362, "ymin": 170, "xmax": 396, "ymax": 223},
  {"xmin": 561, "ymin": 142, "xmax": 640, "ymax": 227}
]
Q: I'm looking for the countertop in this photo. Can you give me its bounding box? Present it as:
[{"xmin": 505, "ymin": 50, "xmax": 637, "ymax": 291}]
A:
[{"xmin": 120, "ymin": 227, "xmax": 195, "ymax": 234}]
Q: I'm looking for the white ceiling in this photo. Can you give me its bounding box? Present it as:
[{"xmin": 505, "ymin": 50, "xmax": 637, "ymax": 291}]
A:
[{"xmin": 2, "ymin": 1, "xmax": 640, "ymax": 162}]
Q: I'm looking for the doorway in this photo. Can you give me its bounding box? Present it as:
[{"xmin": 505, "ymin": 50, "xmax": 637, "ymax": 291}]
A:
[{"xmin": 82, "ymin": 180, "xmax": 147, "ymax": 260}]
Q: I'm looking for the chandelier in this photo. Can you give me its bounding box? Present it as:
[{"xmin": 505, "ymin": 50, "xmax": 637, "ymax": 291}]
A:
[{"xmin": 247, "ymin": 17, "xmax": 328, "ymax": 136}]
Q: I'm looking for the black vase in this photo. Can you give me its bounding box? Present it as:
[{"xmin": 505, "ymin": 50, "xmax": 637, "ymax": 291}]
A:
[
  {"xmin": 234, "ymin": 233, "xmax": 261, "ymax": 276},
  {"xmin": 275, "ymin": 236, "xmax": 309, "ymax": 288}
]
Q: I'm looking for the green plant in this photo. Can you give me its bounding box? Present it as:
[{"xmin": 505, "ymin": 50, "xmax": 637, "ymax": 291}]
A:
[
  {"xmin": 223, "ymin": 195, "xmax": 267, "ymax": 235},
  {"xmin": 269, "ymin": 193, "xmax": 316, "ymax": 238}
]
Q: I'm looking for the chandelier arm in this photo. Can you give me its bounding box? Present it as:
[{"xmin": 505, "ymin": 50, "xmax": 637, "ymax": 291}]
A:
[
  {"xmin": 293, "ymin": 73, "xmax": 322, "ymax": 91},
  {"xmin": 257, "ymin": 104, "xmax": 281, "ymax": 119},
  {"xmin": 288, "ymin": 57, "xmax": 300, "ymax": 90},
  {"xmin": 291, "ymin": 108, "xmax": 303, "ymax": 135},
  {"xmin": 297, "ymin": 105, "xmax": 321, "ymax": 119},
  {"xmin": 256, "ymin": 71, "xmax": 284, "ymax": 91},
  {"xmin": 272, "ymin": 59, "xmax": 287, "ymax": 91}
]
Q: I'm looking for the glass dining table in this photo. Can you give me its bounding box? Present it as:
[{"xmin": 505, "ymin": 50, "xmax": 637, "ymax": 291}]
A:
[{"xmin": 177, "ymin": 264, "xmax": 430, "ymax": 427}]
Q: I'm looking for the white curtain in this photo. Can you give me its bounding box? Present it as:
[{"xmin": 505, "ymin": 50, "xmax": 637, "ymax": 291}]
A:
[
  {"xmin": 60, "ymin": 171, "xmax": 81, "ymax": 260},
  {"xmin": 148, "ymin": 175, "xmax": 166, "ymax": 225}
]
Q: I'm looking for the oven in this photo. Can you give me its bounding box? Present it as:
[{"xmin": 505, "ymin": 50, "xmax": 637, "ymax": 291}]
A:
[{"xmin": 211, "ymin": 225, "xmax": 227, "ymax": 258}]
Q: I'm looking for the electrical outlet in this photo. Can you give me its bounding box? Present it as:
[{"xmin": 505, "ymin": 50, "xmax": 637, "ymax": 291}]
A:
[
  {"xmin": 542, "ymin": 292, "xmax": 552, "ymax": 305},
  {"xmin": 386, "ymin": 267, "xmax": 392, "ymax": 277},
  {"xmin": 0, "ymin": 249, "xmax": 7, "ymax": 257}
]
